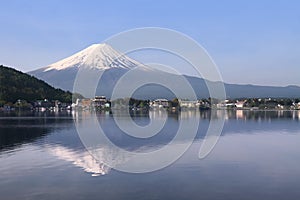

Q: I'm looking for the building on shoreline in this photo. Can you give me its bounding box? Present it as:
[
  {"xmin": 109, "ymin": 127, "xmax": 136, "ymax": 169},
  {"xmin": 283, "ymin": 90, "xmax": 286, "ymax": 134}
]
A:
[
  {"xmin": 72, "ymin": 96, "xmax": 110, "ymax": 110},
  {"xmin": 2, "ymin": 96, "xmax": 300, "ymax": 112},
  {"xmin": 178, "ymin": 100, "xmax": 200, "ymax": 109},
  {"xmin": 149, "ymin": 99, "xmax": 170, "ymax": 109}
]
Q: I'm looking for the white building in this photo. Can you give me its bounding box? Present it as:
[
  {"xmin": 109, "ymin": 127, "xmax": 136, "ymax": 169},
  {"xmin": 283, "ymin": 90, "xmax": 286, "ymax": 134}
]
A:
[
  {"xmin": 178, "ymin": 100, "xmax": 199, "ymax": 109},
  {"xmin": 235, "ymin": 100, "xmax": 246, "ymax": 109},
  {"xmin": 150, "ymin": 99, "xmax": 169, "ymax": 109},
  {"xmin": 93, "ymin": 96, "xmax": 109, "ymax": 108}
]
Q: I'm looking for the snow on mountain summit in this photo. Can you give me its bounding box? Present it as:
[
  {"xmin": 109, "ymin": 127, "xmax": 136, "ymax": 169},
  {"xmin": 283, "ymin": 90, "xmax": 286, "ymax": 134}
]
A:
[{"xmin": 44, "ymin": 43, "xmax": 143, "ymax": 72}]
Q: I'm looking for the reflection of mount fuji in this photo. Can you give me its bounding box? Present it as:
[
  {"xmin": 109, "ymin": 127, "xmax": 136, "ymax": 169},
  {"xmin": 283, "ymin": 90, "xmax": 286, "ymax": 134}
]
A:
[
  {"xmin": 50, "ymin": 110, "xmax": 300, "ymax": 176},
  {"xmin": 29, "ymin": 44, "xmax": 300, "ymax": 99},
  {"xmin": 3, "ymin": 110, "xmax": 299, "ymax": 176},
  {"xmin": 49, "ymin": 145, "xmax": 124, "ymax": 176}
]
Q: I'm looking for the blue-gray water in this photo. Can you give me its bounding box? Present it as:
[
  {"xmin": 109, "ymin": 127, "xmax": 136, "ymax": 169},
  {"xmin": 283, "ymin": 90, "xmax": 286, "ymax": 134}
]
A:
[{"xmin": 0, "ymin": 110, "xmax": 300, "ymax": 200}]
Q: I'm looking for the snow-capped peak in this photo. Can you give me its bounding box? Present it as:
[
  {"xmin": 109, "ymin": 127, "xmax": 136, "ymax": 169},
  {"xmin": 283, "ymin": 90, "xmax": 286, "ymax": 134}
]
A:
[{"xmin": 43, "ymin": 43, "xmax": 144, "ymax": 72}]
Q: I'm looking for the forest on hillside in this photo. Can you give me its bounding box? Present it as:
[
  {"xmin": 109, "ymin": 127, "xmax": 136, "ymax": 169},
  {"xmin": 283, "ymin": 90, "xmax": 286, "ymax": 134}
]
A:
[{"xmin": 0, "ymin": 65, "xmax": 75, "ymax": 105}]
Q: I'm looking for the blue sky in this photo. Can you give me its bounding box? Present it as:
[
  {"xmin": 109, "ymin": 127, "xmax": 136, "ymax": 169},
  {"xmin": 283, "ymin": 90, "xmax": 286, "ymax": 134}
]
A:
[{"xmin": 0, "ymin": 0, "xmax": 299, "ymax": 86}]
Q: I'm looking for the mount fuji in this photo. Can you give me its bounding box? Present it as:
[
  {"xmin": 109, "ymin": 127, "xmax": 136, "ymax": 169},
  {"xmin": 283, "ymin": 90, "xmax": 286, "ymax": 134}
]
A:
[
  {"xmin": 29, "ymin": 43, "xmax": 160, "ymax": 99},
  {"xmin": 29, "ymin": 43, "xmax": 300, "ymax": 99},
  {"xmin": 41, "ymin": 43, "xmax": 144, "ymax": 72}
]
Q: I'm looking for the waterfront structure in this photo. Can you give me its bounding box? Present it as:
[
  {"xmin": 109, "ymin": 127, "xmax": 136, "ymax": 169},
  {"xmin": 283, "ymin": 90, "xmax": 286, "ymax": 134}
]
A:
[
  {"xmin": 178, "ymin": 99, "xmax": 200, "ymax": 109},
  {"xmin": 150, "ymin": 99, "xmax": 169, "ymax": 109}
]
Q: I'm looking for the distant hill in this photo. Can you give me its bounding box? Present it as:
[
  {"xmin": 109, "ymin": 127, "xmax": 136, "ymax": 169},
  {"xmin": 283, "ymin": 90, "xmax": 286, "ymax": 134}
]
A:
[{"xmin": 0, "ymin": 65, "xmax": 75, "ymax": 104}]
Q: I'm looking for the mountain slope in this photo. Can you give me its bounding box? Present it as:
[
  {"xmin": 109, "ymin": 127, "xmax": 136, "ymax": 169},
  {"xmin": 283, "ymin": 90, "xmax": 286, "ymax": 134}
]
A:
[
  {"xmin": 29, "ymin": 43, "xmax": 151, "ymax": 92},
  {"xmin": 29, "ymin": 44, "xmax": 300, "ymax": 99},
  {"xmin": 0, "ymin": 65, "xmax": 74, "ymax": 103},
  {"xmin": 42, "ymin": 43, "xmax": 143, "ymax": 72}
]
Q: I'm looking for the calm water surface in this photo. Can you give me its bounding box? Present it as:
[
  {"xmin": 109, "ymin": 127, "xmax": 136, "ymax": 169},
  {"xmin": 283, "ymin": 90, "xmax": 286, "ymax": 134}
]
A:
[{"xmin": 0, "ymin": 110, "xmax": 300, "ymax": 200}]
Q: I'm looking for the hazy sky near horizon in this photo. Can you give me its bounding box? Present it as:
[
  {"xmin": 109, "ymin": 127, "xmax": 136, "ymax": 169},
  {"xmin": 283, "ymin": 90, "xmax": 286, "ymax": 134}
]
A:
[{"xmin": 0, "ymin": 0, "xmax": 299, "ymax": 86}]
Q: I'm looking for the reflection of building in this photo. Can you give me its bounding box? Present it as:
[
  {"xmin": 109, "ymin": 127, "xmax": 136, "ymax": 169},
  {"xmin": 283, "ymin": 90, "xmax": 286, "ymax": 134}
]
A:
[
  {"xmin": 149, "ymin": 109, "xmax": 168, "ymax": 119},
  {"xmin": 211, "ymin": 110, "xmax": 229, "ymax": 120},
  {"xmin": 179, "ymin": 110, "xmax": 200, "ymax": 119},
  {"xmin": 236, "ymin": 110, "xmax": 245, "ymax": 119}
]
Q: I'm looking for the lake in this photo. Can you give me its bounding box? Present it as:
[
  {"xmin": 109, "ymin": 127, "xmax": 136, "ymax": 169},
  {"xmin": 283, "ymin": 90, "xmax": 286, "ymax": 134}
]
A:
[{"xmin": 0, "ymin": 110, "xmax": 300, "ymax": 200}]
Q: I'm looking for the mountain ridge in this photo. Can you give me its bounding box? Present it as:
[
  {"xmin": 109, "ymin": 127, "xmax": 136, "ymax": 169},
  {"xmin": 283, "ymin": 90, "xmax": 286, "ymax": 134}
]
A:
[{"xmin": 29, "ymin": 43, "xmax": 300, "ymax": 99}]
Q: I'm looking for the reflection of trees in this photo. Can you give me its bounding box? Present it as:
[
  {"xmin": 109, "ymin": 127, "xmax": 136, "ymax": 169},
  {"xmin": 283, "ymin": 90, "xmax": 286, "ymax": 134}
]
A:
[
  {"xmin": 0, "ymin": 112, "xmax": 74, "ymax": 153},
  {"xmin": 0, "ymin": 127, "xmax": 48, "ymax": 152}
]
